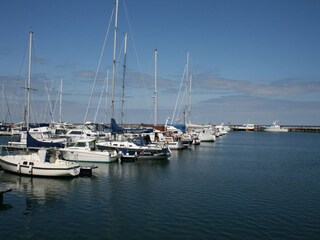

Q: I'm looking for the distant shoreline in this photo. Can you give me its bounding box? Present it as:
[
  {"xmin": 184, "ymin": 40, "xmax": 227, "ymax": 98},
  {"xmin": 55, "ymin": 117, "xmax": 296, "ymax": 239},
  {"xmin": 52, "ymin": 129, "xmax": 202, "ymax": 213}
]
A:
[{"xmin": 229, "ymin": 125, "xmax": 320, "ymax": 133}]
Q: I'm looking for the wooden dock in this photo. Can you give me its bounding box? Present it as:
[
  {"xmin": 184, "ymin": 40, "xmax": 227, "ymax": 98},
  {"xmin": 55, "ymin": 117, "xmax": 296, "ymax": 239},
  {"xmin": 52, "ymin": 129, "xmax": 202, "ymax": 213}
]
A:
[{"xmin": 79, "ymin": 166, "xmax": 98, "ymax": 177}]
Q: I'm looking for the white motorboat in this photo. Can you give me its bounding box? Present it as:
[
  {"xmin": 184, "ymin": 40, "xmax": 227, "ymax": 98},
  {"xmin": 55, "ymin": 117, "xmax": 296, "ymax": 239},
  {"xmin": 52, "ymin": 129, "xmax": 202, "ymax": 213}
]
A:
[
  {"xmin": 198, "ymin": 128, "xmax": 216, "ymax": 142},
  {"xmin": 60, "ymin": 138, "xmax": 119, "ymax": 163},
  {"xmin": 0, "ymin": 125, "xmax": 20, "ymax": 136},
  {"xmin": 0, "ymin": 149, "xmax": 81, "ymax": 177},
  {"xmin": 64, "ymin": 129, "xmax": 98, "ymax": 143},
  {"xmin": 186, "ymin": 123, "xmax": 216, "ymax": 142},
  {"xmin": 163, "ymin": 136, "xmax": 185, "ymax": 150},
  {"xmin": 215, "ymin": 123, "xmax": 230, "ymax": 135},
  {"xmin": 262, "ymin": 121, "xmax": 289, "ymax": 132},
  {"xmin": 163, "ymin": 126, "xmax": 188, "ymax": 149}
]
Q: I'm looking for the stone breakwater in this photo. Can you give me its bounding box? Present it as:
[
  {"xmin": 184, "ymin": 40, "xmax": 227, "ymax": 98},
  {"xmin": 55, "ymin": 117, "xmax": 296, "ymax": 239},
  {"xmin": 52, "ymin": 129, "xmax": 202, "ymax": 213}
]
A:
[
  {"xmin": 284, "ymin": 126, "xmax": 320, "ymax": 133},
  {"xmin": 230, "ymin": 125, "xmax": 320, "ymax": 133}
]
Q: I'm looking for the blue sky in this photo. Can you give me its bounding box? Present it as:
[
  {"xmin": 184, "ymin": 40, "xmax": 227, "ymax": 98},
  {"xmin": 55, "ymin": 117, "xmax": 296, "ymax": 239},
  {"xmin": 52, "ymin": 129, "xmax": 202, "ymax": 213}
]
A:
[{"xmin": 1, "ymin": 0, "xmax": 320, "ymax": 125}]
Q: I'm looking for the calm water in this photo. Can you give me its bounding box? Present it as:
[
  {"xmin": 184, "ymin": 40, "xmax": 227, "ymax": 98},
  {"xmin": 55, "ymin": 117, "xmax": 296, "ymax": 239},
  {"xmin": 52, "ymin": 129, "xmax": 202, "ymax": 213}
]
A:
[{"xmin": 1, "ymin": 132, "xmax": 320, "ymax": 240}]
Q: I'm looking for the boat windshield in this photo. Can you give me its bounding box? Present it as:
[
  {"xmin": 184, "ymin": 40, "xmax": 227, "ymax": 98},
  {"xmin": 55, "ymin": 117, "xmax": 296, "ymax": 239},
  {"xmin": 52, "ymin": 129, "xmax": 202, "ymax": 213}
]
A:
[
  {"xmin": 74, "ymin": 142, "xmax": 86, "ymax": 148},
  {"xmin": 130, "ymin": 137, "xmax": 146, "ymax": 146},
  {"xmin": 88, "ymin": 140, "xmax": 96, "ymax": 150}
]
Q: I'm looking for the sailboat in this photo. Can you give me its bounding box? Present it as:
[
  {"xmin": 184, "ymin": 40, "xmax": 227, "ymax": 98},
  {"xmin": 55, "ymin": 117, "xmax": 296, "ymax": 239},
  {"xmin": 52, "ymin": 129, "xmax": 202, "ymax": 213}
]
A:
[
  {"xmin": 0, "ymin": 148, "xmax": 81, "ymax": 177},
  {"xmin": 0, "ymin": 32, "xmax": 81, "ymax": 177},
  {"xmin": 96, "ymin": 118, "xmax": 171, "ymax": 161},
  {"xmin": 171, "ymin": 52, "xmax": 215, "ymax": 143}
]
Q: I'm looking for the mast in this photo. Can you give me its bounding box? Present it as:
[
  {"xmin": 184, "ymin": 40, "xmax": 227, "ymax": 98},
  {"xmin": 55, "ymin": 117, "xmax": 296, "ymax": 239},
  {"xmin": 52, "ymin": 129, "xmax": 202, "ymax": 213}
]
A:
[
  {"xmin": 188, "ymin": 73, "xmax": 192, "ymax": 124},
  {"xmin": 27, "ymin": 31, "xmax": 33, "ymax": 131},
  {"xmin": 121, "ymin": 33, "xmax": 128, "ymax": 125},
  {"xmin": 185, "ymin": 52, "xmax": 190, "ymax": 124},
  {"xmin": 153, "ymin": 49, "xmax": 158, "ymax": 126},
  {"xmin": 59, "ymin": 78, "xmax": 63, "ymax": 123},
  {"xmin": 111, "ymin": 0, "xmax": 119, "ymax": 119},
  {"xmin": 2, "ymin": 84, "xmax": 4, "ymax": 123},
  {"xmin": 105, "ymin": 70, "xmax": 110, "ymax": 123}
]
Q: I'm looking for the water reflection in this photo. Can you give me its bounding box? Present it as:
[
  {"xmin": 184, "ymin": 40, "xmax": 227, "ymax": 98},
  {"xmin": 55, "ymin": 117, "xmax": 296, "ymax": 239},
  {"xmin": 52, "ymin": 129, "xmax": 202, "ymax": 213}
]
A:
[
  {"xmin": 92, "ymin": 159, "xmax": 170, "ymax": 179},
  {"xmin": 0, "ymin": 171, "xmax": 77, "ymax": 215},
  {"xmin": 0, "ymin": 187, "xmax": 12, "ymax": 211},
  {"xmin": 0, "ymin": 203, "xmax": 12, "ymax": 211}
]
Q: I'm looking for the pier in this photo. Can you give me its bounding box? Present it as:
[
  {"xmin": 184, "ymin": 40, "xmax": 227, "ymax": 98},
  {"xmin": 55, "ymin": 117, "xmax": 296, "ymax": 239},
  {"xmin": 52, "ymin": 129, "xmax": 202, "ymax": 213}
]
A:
[
  {"xmin": 286, "ymin": 126, "xmax": 320, "ymax": 133},
  {"xmin": 230, "ymin": 125, "xmax": 320, "ymax": 133},
  {"xmin": 79, "ymin": 166, "xmax": 98, "ymax": 177}
]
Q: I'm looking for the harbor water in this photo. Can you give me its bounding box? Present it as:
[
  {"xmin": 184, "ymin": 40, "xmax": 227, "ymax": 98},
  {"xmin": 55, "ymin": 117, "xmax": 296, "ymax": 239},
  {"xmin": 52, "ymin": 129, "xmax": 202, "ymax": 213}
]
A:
[{"xmin": 1, "ymin": 132, "xmax": 320, "ymax": 239}]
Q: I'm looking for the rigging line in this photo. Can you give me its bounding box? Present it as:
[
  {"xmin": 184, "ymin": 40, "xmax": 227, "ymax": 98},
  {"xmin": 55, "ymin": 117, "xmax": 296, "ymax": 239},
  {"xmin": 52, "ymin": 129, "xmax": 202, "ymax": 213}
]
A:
[
  {"xmin": 47, "ymin": 77, "xmax": 56, "ymax": 123},
  {"xmin": 187, "ymin": 74, "xmax": 192, "ymax": 124},
  {"xmin": 115, "ymin": 33, "xmax": 127, "ymax": 122},
  {"xmin": 105, "ymin": 69, "xmax": 110, "ymax": 123},
  {"xmin": 122, "ymin": 0, "xmax": 152, "ymax": 115},
  {"xmin": 83, "ymin": 7, "xmax": 115, "ymax": 125},
  {"xmin": 44, "ymin": 81, "xmax": 55, "ymax": 123},
  {"xmin": 42, "ymin": 79, "xmax": 51, "ymax": 123},
  {"xmin": 186, "ymin": 55, "xmax": 193, "ymax": 124},
  {"xmin": 29, "ymin": 35, "xmax": 48, "ymax": 124},
  {"xmin": 53, "ymin": 82, "xmax": 61, "ymax": 122},
  {"xmin": 117, "ymin": 34, "xmax": 125, "ymax": 62},
  {"xmin": 4, "ymin": 89, "xmax": 13, "ymax": 123},
  {"xmin": 103, "ymin": 31, "xmax": 124, "ymax": 121},
  {"xmin": 176, "ymin": 85, "xmax": 188, "ymax": 124},
  {"xmin": 171, "ymin": 63, "xmax": 187, "ymax": 125},
  {"xmin": 93, "ymin": 72, "xmax": 108, "ymax": 124},
  {"xmin": 50, "ymin": 78, "xmax": 62, "ymax": 123},
  {"xmin": 145, "ymin": 50, "xmax": 155, "ymax": 123},
  {"xmin": 16, "ymin": 38, "xmax": 30, "ymax": 123}
]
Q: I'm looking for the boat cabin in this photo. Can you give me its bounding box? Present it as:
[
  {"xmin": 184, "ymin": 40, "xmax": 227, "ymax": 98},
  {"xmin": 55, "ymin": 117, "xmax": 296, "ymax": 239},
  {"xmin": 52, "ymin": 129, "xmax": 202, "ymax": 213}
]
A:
[{"xmin": 71, "ymin": 139, "xmax": 97, "ymax": 151}]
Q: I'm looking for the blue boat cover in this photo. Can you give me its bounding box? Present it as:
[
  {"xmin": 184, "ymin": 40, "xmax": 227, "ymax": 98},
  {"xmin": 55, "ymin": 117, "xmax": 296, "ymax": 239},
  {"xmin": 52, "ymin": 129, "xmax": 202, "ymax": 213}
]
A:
[
  {"xmin": 111, "ymin": 118, "xmax": 153, "ymax": 134},
  {"xmin": 27, "ymin": 131, "xmax": 65, "ymax": 148}
]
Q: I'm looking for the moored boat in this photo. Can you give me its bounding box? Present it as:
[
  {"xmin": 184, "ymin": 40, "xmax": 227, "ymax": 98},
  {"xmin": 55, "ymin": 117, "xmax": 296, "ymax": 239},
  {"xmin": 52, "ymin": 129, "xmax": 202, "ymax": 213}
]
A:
[
  {"xmin": 0, "ymin": 149, "xmax": 81, "ymax": 177},
  {"xmin": 233, "ymin": 123, "xmax": 255, "ymax": 131},
  {"xmin": 97, "ymin": 135, "xmax": 171, "ymax": 161},
  {"xmin": 262, "ymin": 121, "xmax": 289, "ymax": 132},
  {"xmin": 59, "ymin": 138, "xmax": 119, "ymax": 163},
  {"xmin": 7, "ymin": 127, "xmax": 67, "ymax": 150}
]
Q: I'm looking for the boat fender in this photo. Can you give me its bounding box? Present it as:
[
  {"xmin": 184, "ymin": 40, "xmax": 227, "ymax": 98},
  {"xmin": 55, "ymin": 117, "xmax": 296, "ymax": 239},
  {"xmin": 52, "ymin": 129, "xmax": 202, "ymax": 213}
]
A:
[
  {"xmin": 17, "ymin": 163, "xmax": 20, "ymax": 173},
  {"xmin": 28, "ymin": 164, "xmax": 33, "ymax": 174},
  {"xmin": 74, "ymin": 167, "xmax": 79, "ymax": 175}
]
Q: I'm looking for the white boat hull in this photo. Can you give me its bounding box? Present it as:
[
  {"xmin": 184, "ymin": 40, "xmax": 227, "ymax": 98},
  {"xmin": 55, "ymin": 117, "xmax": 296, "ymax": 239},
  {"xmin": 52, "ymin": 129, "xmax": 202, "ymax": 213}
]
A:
[
  {"xmin": 263, "ymin": 127, "xmax": 289, "ymax": 132},
  {"xmin": 60, "ymin": 149, "xmax": 119, "ymax": 163},
  {"xmin": 166, "ymin": 141, "xmax": 185, "ymax": 150},
  {"xmin": 198, "ymin": 132, "xmax": 216, "ymax": 142},
  {"xmin": 0, "ymin": 153, "xmax": 81, "ymax": 177},
  {"xmin": 97, "ymin": 140, "xmax": 171, "ymax": 160},
  {"xmin": 262, "ymin": 121, "xmax": 289, "ymax": 132}
]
